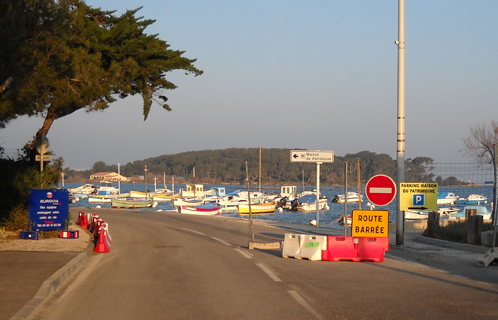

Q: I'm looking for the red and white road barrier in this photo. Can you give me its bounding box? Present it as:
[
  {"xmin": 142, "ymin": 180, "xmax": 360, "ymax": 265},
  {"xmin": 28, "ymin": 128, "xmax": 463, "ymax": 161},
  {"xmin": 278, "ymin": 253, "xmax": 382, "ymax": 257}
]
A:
[
  {"xmin": 60, "ymin": 230, "xmax": 79, "ymax": 239},
  {"xmin": 282, "ymin": 233, "xmax": 389, "ymax": 262},
  {"xmin": 89, "ymin": 214, "xmax": 100, "ymax": 233},
  {"xmin": 94, "ymin": 228, "xmax": 111, "ymax": 253},
  {"xmin": 93, "ymin": 219, "xmax": 103, "ymax": 238}
]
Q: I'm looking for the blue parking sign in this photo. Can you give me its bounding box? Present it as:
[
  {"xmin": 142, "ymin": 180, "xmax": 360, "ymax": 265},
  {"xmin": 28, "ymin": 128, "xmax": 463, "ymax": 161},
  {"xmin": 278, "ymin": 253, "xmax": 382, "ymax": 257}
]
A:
[
  {"xmin": 29, "ymin": 189, "xmax": 69, "ymax": 231},
  {"xmin": 413, "ymin": 194, "xmax": 425, "ymax": 206}
]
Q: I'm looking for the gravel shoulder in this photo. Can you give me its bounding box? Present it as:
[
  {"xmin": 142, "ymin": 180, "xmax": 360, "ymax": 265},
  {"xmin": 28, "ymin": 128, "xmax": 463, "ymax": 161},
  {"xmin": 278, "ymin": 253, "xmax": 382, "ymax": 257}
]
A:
[{"xmin": 0, "ymin": 224, "xmax": 91, "ymax": 253}]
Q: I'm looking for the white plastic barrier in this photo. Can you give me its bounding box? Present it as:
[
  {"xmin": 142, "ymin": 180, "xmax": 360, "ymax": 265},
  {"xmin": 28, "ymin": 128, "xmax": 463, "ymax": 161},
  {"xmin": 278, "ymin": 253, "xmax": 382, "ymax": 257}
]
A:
[
  {"xmin": 282, "ymin": 233, "xmax": 327, "ymax": 261},
  {"xmin": 282, "ymin": 233, "xmax": 302, "ymax": 259},
  {"xmin": 299, "ymin": 235, "xmax": 327, "ymax": 261},
  {"xmin": 101, "ymin": 222, "xmax": 112, "ymax": 242}
]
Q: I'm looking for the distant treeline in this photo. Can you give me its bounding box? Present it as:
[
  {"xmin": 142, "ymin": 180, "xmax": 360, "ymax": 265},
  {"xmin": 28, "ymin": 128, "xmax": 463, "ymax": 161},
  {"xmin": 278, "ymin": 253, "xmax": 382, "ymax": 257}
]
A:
[{"xmin": 63, "ymin": 149, "xmax": 449, "ymax": 185}]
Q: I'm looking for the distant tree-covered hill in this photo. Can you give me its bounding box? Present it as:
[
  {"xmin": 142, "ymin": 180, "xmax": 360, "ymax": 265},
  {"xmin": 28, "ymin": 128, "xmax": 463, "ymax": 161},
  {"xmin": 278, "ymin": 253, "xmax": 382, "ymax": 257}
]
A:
[{"xmin": 62, "ymin": 148, "xmax": 435, "ymax": 185}]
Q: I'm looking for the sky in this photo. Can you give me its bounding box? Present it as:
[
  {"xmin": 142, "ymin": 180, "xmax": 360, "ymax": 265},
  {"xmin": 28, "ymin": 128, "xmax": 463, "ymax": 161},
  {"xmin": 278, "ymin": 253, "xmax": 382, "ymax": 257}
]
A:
[{"xmin": 1, "ymin": 0, "xmax": 497, "ymax": 170}]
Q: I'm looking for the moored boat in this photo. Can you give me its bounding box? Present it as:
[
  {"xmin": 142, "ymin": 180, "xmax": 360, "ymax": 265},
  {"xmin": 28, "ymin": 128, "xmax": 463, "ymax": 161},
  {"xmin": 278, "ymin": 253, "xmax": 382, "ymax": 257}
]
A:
[
  {"xmin": 68, "ymin": 184, "xmax": 97, "ymax": 195},
  {"xmin": 130, "ymin": 190, "xmax": 153, "ymax": 198},
  {"xmin": 238, "ymin": 201, "xmax": 276, "ymax": 215},
  {"xmin": 88, "ymin": 193, "xmax": 129, "ymax": 203},
  {"xmin": 181, "ymin": 184, "xmax": 210, "ymax": 198},
  {"xmin": 111, "ymin": 198, "xmax": 155, "ymax": 209},
  {"xmin": 449, "ymin": 205, "xmax": 491, "ymax": 220},
  {"xmin": 173, "ymin": 197, "xmax": 207, "ymax": 208},
  {"xmin": 97, "ymin": 181, "xmax": 119, "ymax": 195},
  {"xmin": 274, "ymin": 186, "xmax": 300, "ymax": 210},
  {"xmin": 404, "ymin": 210, "xmax": 429, "ymax": 220},
  {"xmin": 217, "ymin": 192, "xmax": 241, "ymax": 211},
  {"xmin": 153, "ymin": 193, "xmax": 181, "ymax": 202},
  {"xmin": 293, "ymin": 195, "xmax": 329, "ymax": 212},
  {"xmin": 179, "ymin": 204, "xmax": 221, "ymax": 215},
  {"xmin": 437, "ymin": 192, "xmax": 459, "ymax": 205},
  {"xmin": 457, "ymin": 194, "xmax": 487, "ymax": 205},
  {"xmin": 437, "ymin": 207, "xmax": 459, "ymax": 216},
  {"xmin": 331, "ymin": 192, "xmax": 362, "ymax": 203}
]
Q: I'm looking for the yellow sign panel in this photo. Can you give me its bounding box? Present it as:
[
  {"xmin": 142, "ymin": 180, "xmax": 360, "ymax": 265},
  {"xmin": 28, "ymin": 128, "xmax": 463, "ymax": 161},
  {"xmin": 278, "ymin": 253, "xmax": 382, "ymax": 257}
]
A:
[
  {"xmin": 400, "ymin": 183, "xmax": 438, "ymax": 211},
  {"xmin": 352, "ymin": 210, "xmax": 389, "ymax": 237}
]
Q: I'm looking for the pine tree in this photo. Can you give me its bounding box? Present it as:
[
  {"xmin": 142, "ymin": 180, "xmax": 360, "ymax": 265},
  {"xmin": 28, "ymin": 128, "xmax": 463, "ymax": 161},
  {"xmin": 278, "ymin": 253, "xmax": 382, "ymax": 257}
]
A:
[{"xmin": 0, "ymin": 0, "xmax": 203, "ymax": 161}]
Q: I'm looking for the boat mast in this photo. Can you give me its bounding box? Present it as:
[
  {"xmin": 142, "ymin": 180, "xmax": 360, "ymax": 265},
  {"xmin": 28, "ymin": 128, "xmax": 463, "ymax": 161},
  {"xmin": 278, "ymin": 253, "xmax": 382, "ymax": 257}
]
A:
[
  {"xmin": 259, "ymin": 147, "xmax": 262, "ymax": 194},
  {"xmin": 118, "ymin": 163, "xmax": 121, "ymax": 195},
  {"xmin": 193, "ymin": 167, "xmax": 196, "ymax": 198},
  {"xmin": 302, "ymin": 168, "xmax": 305, "ymax": 193}
]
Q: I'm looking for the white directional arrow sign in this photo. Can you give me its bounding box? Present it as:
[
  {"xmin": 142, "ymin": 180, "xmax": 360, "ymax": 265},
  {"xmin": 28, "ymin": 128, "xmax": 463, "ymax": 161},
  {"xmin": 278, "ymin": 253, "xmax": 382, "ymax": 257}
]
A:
[
  {"xmin": 290, "ymin": 150, "xmax": 334, "ymax": 163},
  {"xmin": 289, "ymin": 149, "xmax": 334, "ymax": 229}
]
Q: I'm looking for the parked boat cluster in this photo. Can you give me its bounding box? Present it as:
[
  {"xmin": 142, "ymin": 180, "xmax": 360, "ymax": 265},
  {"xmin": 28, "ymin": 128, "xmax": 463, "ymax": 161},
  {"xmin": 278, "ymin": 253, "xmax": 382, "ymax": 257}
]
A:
[
  {"xmin": 68, "ymin": 182, "xmax": 333, "ymax": 216},
  {"xmin": 171, "ymin": 184, "xmax": 331, "ymax": 216},
  {"xmin": 68, "ymin": 182, "xmax": 493, "ymax": 221},
  {"xmin": 404, "ymin": 192, "xmax": 491, "ymax": 221}
]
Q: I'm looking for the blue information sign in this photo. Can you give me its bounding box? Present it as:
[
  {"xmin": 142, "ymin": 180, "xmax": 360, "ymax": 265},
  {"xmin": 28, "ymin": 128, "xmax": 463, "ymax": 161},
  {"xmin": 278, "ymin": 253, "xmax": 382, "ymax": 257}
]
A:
[{"xmin": 29, "ymin": 189, "xmax": 69, "ymax": 231}]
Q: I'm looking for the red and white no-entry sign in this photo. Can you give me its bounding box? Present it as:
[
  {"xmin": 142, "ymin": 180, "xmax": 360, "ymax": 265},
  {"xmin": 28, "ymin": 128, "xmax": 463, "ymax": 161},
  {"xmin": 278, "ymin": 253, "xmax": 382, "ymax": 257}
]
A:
[{"xmin": 365, "ymin": 174, "xmax": 397, "ymax": 206}]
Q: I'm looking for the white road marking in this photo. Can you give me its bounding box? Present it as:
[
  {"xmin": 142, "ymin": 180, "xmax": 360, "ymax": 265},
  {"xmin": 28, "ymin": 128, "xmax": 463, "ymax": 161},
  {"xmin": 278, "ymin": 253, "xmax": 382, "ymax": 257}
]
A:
[
  {"xmin": 287, "ymin": 290, "xmax": 323, "ymax": 320},
  {"xmin": 256, "ymin": 263, "xmax": 281, "ymax": 282},
  {"xmin": 211, "ymin": 237, "xmax": 231, "ymax": 246},
  {"xmin": 235, "ymin": 248, "xmax": 253, "ymax": 259},
  {"xmin": 181, "ymin": 228, "xmax": 205, "ymax": 236}
]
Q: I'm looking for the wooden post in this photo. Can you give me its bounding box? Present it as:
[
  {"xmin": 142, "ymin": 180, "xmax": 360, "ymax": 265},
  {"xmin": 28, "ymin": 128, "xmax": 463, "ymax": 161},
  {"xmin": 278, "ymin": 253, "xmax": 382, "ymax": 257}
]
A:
[
  {"xmin": 465, "ymin": 208, "xmax": 477, "ymax": 221},
  {"xmin": 245, "ymin": 161, "xmax": 254, "ymax": 243},
  {"xmin": 357, "ymin": 158, "xmax": 361, "ymax": 210},
  {"xmin": 344, "ymin": 161, "xmax": 348, "ymax": 237},
  {"xmin": 427, "ymin": 211, "xmax": 439, "ymax": 237},
  {"xmin": 467, "ymin": 215, "xmax": 483, "ymax": 245}
]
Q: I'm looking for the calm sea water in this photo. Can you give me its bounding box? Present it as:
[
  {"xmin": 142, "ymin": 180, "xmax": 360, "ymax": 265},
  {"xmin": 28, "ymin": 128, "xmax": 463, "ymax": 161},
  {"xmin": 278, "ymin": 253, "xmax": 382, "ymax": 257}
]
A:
[{"xmin": 61, "ymin": 182, "xmax": 495, "ymax": 225}]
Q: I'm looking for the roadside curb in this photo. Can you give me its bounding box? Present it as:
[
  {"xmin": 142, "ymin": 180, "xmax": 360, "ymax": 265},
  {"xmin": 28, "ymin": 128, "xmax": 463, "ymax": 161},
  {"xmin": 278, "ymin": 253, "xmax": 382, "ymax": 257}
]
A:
[
  {"xmin": 415, "ymin": 235, "xmax": 489, "ymax": 254},
  {"xmin": 9, "ymin": 226, "xmax": 94, "ymax": 320}
]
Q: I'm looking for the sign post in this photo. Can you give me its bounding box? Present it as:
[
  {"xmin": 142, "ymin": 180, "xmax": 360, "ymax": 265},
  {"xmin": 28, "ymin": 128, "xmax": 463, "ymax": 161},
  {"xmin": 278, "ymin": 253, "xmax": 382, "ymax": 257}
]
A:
[
  {"xmin": 35, "ymin": 135, "xmax": 50, "ymax": 171},
  {"xmin": 290, "ymin": 150, "xmax": 334, "ymax": 227}
]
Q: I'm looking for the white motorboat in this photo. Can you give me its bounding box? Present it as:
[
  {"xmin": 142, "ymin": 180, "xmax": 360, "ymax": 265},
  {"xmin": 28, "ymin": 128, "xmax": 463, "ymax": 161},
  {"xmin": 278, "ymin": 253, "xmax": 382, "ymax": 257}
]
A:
[
  {"xmin": 290, "ymin": 194, "xmax": 329, "ymax": 212},
  {"xmin": 437, "ymin": 207, "xmax": 459, "ymax": 216},
  {"xmin": 274, "ymin": 186, "xmax": 301, "ymax": 210},
  {"xmin": 68, "ymin": 184, "xmax": 97, "ymax": 195},
  {"xmin": 217, "ymin": 193, "xmax": 241, "ymax": 211},
  {"xmin": 97, "ymin": 181, "xmax": 119, "ymax": 195},
  {"xmin": 457, "ymin": 194, "xmax": 487, "ymax": 205},
  {"xmin": 404, "ymin": 210, "xmax": 429, "ymax": 220},
  {"xmin": 331, "ymin": 192, "xmax": 362, "ymax": 203},
  {"xmin": 449, "ymin": 206, "xmax": 491, "ymax": 220},
  {"xmin": 437, "ymin": 192, "xmax": 459, "ymax": 205}
]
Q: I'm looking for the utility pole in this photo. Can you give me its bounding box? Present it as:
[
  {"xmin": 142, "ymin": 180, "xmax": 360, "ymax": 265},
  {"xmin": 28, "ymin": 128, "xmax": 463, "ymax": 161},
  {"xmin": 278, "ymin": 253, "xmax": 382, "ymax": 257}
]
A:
[{"xmin": 395, "ymin": 0, "xmax": 406, "ymax": 246}]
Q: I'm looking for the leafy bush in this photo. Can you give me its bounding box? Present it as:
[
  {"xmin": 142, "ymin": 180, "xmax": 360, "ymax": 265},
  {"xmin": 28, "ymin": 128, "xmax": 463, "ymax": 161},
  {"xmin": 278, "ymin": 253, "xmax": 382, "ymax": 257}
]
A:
[
  {"xmin": 0, "ymin": 157, "xmax": 63, "ymax": 231},
  {"xmin": 424, "ymin": 220, "xmax": 494, "ymax": 243}
]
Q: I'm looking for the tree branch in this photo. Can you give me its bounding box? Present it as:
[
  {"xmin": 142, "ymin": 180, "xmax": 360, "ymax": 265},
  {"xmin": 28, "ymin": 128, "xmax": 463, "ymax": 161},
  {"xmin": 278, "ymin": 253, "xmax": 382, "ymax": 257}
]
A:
[{"xmin": 0, "ymin": 77, "xmax": 13, "ymax": 94}]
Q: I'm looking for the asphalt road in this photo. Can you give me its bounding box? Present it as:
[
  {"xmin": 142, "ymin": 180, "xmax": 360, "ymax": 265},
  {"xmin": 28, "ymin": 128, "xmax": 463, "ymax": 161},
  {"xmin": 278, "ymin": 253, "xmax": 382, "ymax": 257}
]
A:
[{"xmin": 30, "ymin": 209, "xmax": 498, "ymax": 320}]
